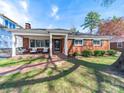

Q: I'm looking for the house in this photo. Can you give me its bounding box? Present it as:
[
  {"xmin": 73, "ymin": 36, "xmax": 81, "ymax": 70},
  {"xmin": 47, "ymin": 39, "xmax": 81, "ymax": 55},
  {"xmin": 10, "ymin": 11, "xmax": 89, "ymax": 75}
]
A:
[
  {"xmin": 6, "ymin": 23, "xmax": 110, "ymax": 57},
  {"xmin": 110, "ymin": 36, "xmax": 124, "ymax": 51},
  {"xmin": 0, "ymin": 14, "xmax": 22, "ymax": 57},
  {"xmin": 99, "ymin": 18, "xmax": 124, "ymax": 52}
]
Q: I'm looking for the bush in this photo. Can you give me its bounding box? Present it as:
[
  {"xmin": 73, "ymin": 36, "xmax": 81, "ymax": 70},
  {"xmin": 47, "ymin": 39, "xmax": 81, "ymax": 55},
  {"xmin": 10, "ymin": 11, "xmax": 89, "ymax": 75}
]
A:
[
  {"xmin": 73, "ymin": 52, "xmax": 81, "ymax": 56},
  {"xmin": 107, "ymin": 50, "xmax": 117, "ymax": 56},
  {"xmin": 81, "ymin": 50, "xmax": 93, "ymax": 57},
  {"xmin": 94, "ymin": 50, "xmax": 105, "ymax": 56}
]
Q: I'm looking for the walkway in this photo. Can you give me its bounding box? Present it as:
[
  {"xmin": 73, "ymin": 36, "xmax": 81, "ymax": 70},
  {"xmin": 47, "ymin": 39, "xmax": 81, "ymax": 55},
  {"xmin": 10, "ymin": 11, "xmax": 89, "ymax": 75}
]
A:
[
  {"xmin": 0, "ymin": 54, "xmax": 70, "ymax": 76},
  {"xmin": 0, "ymin": 59, "xmax": 65, "ymax": 76}
]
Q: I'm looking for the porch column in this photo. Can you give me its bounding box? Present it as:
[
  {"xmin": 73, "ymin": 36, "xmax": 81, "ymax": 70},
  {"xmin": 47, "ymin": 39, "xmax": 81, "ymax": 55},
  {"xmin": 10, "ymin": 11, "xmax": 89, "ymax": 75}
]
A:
[
  {"xmin": 64, "ymin": 34, "xmax": 68, "ymax": 56},
  {"xmin": 12, "ymin": 33, "xmax": 16, "ymax": 57},
  {"xmin": 49, "ymin": 33, "xmax": 52, "ymax": 57}
]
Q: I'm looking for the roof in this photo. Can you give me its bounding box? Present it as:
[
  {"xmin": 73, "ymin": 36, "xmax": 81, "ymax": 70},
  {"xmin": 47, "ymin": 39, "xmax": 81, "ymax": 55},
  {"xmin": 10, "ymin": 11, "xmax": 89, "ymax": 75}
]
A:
[
  {"xmin": 0, "ymin": 14, "xmax": 23, "ymax": 28},
  {"xmin": 5, "ymin": 28, "xmax": 110, "ymax": 40},
  {"xmin": 111, "ymin": 36, "xmax": 124, "ymax": 42},
  {"xmin": 69, "ymin": 34, "xmax": 110, "ymax": 40},
  {"xmin": 5, "ymin": 28, "xmax": 71, "ymax": 34}
]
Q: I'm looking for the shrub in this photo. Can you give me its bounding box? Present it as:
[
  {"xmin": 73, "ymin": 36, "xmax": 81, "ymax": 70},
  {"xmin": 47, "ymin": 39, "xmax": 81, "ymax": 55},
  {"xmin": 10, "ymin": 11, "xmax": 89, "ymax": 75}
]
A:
[
  {"xmin": 73, "ymin": 52, "xmax": 81, "ymax": 56},
  {"xmin": 81, "ymin": 50, "xmax": 93, "ymax": 57},
  {"xmin": 94, "ymin": 50, "xmax": 105, "ymax": 56},
  {"xmin": 107, "ymin": 50, "xmax": 117, "ymax": 56}
]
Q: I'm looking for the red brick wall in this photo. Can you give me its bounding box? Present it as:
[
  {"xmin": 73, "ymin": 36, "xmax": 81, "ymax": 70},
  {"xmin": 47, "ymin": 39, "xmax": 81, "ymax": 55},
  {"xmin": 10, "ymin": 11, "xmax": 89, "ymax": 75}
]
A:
[
  {"xmin": 23, "ymin": 38, "xmax": 29, "ymax": 49},
  {"xmin": 110, "ymin": 42, "xmax": 124, "ymax": 51},
  {"xmin": 68, "ymin": 39, "xmax": 110, "ymax": 54},
  {"xmin": 23, "ymin": 38, "xmax": 110, "ymax": 54}
]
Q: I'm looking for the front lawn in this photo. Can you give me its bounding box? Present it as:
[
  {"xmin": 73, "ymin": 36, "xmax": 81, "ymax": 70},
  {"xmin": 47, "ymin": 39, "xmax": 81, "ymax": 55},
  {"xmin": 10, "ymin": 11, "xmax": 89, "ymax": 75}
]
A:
[
  {"xmin": 0, "ymin": 57, "xmax": 46, "ymax": 67},
  {"xmin": 0, "ymin": 56, "xmax": 124, "ymax": 93}
]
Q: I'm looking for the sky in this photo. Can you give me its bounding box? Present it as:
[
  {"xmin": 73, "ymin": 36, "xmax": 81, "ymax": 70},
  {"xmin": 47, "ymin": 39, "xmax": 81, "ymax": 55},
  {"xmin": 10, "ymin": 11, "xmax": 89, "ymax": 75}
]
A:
[{"xmin": 0, "ymin": 0, "xmax": 124, "ymax": 32}]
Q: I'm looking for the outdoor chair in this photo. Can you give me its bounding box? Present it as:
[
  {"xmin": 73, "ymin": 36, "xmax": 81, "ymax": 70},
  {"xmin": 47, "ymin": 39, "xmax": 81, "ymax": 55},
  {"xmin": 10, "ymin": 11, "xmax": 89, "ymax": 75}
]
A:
[
  {"xmin": 30, "ymin": 48, "xmax": 37, "ymax": 54},
  {"xmin": 42, "ymin": 47, "xmax": 48, "ymax": 53}
]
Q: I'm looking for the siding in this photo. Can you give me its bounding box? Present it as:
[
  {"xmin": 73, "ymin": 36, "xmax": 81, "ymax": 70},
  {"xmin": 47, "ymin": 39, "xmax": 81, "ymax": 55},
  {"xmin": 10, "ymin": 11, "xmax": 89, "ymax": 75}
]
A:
[{"xmin": 0, "ymin": 28, "xmax": 12, "ymax": 48}]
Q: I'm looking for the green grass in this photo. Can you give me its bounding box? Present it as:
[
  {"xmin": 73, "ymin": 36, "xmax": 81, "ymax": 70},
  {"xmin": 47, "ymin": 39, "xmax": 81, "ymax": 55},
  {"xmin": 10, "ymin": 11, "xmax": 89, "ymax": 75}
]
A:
[
  {"xmin": 0, "ymin": 57, "xmax": 46, "ymax": 67},
  {"xmin": 0, "ymin": 56, "xmax": 124, "ymax": 93}
]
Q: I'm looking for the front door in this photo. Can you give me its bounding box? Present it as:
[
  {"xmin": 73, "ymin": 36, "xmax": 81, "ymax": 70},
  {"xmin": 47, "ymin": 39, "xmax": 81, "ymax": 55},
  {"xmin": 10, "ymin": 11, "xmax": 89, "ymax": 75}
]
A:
[{"xmin": 54, "ymin": 39, "xmax": 61, "ymax": 52}]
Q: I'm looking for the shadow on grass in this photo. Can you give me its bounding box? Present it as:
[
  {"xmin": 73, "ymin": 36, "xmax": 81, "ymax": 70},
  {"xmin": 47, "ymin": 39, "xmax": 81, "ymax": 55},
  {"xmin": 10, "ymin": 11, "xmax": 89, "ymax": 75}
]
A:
[
  {"xmin": 68, "ymin": 58, "xmax": 124, "ymax": 93},
  {"xmin": 0, "ymin": 57, "xmax": 124, "ymax": 93},
  {"xmin": 0, "ymin": 57, "xmax": 44, "ymax": 67},
  {"xmin": 67, "ymin": 58, "xmax": 109, "ymax": 71},
  {"xmin": 0, "ymin": 62, "xmax": 79, "ymax": 89}
]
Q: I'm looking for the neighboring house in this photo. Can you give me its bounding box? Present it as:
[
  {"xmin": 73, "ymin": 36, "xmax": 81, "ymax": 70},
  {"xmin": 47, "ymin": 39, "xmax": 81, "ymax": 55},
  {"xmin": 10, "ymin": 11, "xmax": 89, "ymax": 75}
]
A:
[
  {"xmin": 98, "ymin": 18, "xmax": 124, "ymax": 52},
  {"xmin": 6, "ymin": 23, "xmax": 110, "ymax": 57},
  {"xmin": 110, "ymin": 36, "xmax": 124, "ymax": 51},
  {"xmin": 0, "ymin": 14, "xmax": 22, "ymax": 57}
]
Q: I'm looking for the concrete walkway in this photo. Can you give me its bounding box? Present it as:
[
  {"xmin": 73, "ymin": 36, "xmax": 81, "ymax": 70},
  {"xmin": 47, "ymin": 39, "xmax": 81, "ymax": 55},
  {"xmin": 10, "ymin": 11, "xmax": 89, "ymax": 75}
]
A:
[{"xmin": 0, "ymin": 59, "xmax": 65, "ymax": 76}]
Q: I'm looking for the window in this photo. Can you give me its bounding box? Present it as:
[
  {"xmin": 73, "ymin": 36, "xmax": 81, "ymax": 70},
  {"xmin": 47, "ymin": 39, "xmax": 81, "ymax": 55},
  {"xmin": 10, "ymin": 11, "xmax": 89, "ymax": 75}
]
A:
[
  {"xmin": 74, "ymin": 39, "xmax": 83, "ymax": 46},
  {"xmin": 30, "ymin": 39, "xmax": 49, "ymax": 48},
  {"xmin": 93, "ymin": 39, "xmax": 102, "ymax": 46},
  {"xmin": 40, "ymin": 40, "xmax": 45, "ymax": 47},
  {"xmin": 117, "ymin": 42, "xmax": 123, "ymax": 48},
  {"xmin": 9, "ymin": 22, "xmax": 12, "ymax": 28},
  {"xmin": 5, "ymin": 20, "xmax": 8, "ymax": 27},
  {"xmin": 30, "ymin": 40, "xmax": 35, "ymax": 47},
  {"xmin": 45, "ymin": 40, "xmax": 49, "ymax": 47},
  {"xmin": 12, "ymin": 24, "xmax": 16, "ymax": 29},
  {"xmin": 9, "ymin": 23, "xmax": 16, "ymax": 29},
  {"xmin": 36, "ymin": 40, "xmax": 41, "ymax": 47}
]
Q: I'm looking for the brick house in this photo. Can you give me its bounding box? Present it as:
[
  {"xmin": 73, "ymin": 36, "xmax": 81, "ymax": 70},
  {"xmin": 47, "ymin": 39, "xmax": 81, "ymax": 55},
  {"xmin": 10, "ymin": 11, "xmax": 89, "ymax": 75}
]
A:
[
  {"xmin": 110, "ymin": 36, "xmax": 124, "ymax": 51},
  {"xmin": 6, "ymin": 23, "xmax": 110, "ymax": 57}
]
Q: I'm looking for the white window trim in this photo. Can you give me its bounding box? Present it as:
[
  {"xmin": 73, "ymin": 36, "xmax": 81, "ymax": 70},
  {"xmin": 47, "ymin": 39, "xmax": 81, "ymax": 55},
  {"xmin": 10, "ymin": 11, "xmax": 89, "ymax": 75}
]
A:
[
  {"xmin": 74, "ymin": 39, "xmax": 83, "ymax": 46},
  {"xmin": 93, "ymin": 39, "xmax": 102, "ymax": 46},
  {"xmin": 29, "ymin": 39, "xmax": 49, "ymax": 48},
  {"xmin": 117, "ymin": 42, "xmax": 123, "ymax": 48}
]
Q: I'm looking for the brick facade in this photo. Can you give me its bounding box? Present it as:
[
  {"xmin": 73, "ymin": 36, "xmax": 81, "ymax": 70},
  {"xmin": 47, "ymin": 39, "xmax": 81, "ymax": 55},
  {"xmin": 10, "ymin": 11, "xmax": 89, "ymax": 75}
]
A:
[
  {"xmin": 23, "ymin": 38, "xmax": 110, "ymax": 54},
  {"xmin": 68, "ymin": 39, "xmax": 110, "ymax": 54},
  {"xmin": 23, "ymin": 38, "xmax": 29, "ymax": 49}
]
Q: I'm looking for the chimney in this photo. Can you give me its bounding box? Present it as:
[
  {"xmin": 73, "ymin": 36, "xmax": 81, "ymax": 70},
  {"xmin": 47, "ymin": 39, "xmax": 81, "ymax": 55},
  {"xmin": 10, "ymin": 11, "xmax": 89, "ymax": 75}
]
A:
[{"xmin": 25, "ymin": 23, "xmax": 31, "ymax": 29}]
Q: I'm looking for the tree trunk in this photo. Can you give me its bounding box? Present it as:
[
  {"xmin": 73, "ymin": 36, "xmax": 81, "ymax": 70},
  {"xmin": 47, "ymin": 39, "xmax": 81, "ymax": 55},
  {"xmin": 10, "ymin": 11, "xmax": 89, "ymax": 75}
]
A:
[{"xmin": 112, "ymin": 50, "xmax": 124, "ymax": 71}]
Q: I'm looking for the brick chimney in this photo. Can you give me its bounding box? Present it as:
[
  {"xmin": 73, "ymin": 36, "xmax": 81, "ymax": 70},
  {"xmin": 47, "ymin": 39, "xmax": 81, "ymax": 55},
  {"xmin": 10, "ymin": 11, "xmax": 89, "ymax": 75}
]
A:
[{"xmin": 25, "ymin": 23, "xmax": 31, "ymax": 29}]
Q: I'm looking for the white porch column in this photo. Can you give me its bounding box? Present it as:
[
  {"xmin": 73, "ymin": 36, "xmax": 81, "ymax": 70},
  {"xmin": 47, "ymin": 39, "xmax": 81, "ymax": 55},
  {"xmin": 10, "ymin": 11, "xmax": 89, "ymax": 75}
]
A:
[
  {"xmin": 64, "ymin": 34, "xmax": 68, "ymax": 56},
  {"xmin": 49, "ymin": 33, "xmax": 52, "ymax": 57},
  {"xmin": 12, "ymin": 33, "xmax": 16, "ymax": 57}
]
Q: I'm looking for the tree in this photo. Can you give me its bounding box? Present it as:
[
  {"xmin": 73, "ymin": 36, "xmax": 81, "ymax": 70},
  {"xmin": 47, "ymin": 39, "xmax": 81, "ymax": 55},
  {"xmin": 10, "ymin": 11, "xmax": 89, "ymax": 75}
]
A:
[
  {"xmin": 81, "ymin": 11, "xmax": 100, "ymax": 34},
  {"xmin": 98, "ymin": 0, "xmax": 124, "ymax": 71},
  {"xmin": 99, "ymin": 17, "xmax": 124, "ymax": 36}
]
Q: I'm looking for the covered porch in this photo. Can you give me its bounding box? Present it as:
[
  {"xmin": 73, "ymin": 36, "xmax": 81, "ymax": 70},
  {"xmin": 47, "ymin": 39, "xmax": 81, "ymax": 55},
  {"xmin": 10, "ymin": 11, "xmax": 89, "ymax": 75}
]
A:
[{"xmin": 12, "ymin": 32, "xmax": 68, "ymax": 57}]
